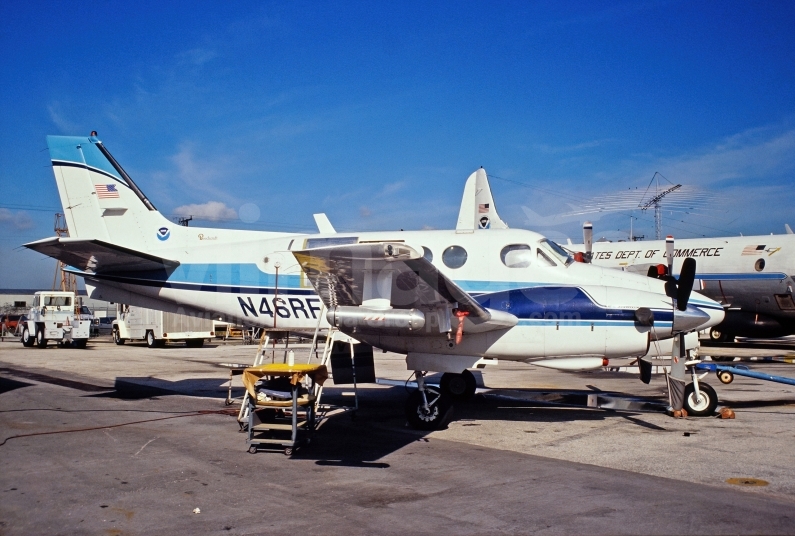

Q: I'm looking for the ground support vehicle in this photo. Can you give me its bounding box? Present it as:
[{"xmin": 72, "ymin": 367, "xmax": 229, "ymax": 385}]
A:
[
  {"xmin": 19, "ymin": 291, "xmax": 91, "ymax": 348},
  {"xmin": 112, "ymin": 304, "xmax": 213, "ymax": 347}
]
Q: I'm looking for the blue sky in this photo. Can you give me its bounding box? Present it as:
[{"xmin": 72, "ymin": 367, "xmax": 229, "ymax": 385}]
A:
[{"xmin": 2, "ymin": 1, "xmax": 795, "ymax": 288}]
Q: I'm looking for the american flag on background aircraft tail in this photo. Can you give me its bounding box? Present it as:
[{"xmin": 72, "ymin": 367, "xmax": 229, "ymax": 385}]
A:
[
  {"xmin": 95, "ymin": 184, "xmax": 119, "ymax": 199},
  {"xmin": 478, "ymin": 203, "xmax": 490, "ymax": 214},
  {"xmin": 741, "ymin": 245, "xmax": 765, "ymax": 256}
]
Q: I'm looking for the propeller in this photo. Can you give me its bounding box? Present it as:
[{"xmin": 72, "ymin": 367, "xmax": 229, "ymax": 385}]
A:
[
  {"xmin": 640, "ymin": 235, "xmax": 701, "ymax": 393},
  {"xmin": 647, "ymin": 236, "xmax": 697, "ymax": 312}
]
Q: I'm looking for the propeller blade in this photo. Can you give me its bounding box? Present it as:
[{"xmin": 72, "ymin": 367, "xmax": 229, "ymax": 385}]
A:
[
  {"xmin": 638, "ymin": 358, "xmax": 652, "ymax": 384},
  {"xmin": 676, "ymin": 257, "xmax": 697, "ymax": 311}
]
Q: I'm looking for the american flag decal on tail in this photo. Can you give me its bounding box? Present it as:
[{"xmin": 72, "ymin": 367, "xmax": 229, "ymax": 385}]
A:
[
  {"xmin": 95, "ymin": 184, "xmax": 119, "ymax": 199},
  {"xmin": 478, "ymin": 203, "xmax": 490, "ymax": 214}
]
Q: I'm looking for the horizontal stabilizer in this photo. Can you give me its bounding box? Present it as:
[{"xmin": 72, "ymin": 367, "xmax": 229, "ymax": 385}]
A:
[{"xmin": 25, "ymin": 237, "xmax": 179, "ymax": 273}]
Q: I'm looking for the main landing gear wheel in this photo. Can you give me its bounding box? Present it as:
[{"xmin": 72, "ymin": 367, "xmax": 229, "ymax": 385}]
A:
[
  {"xmin": 709, "ymin": 328, "xmax": 734, "ymax": 343},
  {"xmin": 440, "ymin": 370, "xmax": 477, "ymax": 401},
  {"xmin": 683, "ymin": 382, "xmax": 718, "ymax": 417},
  {"xmin": 113, "ymin": 329, "xmax": 126, "ymax": 345},
  {"xmin": 36, "ymin": 328, "xmax": 47, "ymax": 348},
  {"xmin": 21, "ymin": 327, "xmax": 34, "ymax": 347},
  {"xmin": 405, "ymin": 388, "xmax": 453, "ymax": 430}
]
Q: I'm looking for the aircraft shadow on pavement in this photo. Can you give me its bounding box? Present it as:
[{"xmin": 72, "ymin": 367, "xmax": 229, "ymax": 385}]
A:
[
  {"xmin": 0, "ymin": 377, "xmax": 34, "ymax": 395},
  {"xmin": 288, "ymin": 385, "xmax": 672, "ymax": 464},
  {"xmin": 88, "ymin": 377, "xmax": 239, "ymax": 400}
]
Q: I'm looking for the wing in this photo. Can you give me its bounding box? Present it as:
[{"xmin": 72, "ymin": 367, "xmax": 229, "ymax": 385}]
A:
[
  {"xmin": 24, "ymin": 237, "xmax": 179, "ymax": 273},
  {"xmin": 292, "ymin": 242, "xmax": 516, "ymax": 331}
]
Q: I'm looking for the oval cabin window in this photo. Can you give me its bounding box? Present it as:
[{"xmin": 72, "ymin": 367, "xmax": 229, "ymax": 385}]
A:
[
  {"xmin": 422, "ymin": 246, "xmax": 433, "ymax": 263},
  {"xmin": 442, "ymin": 246, "xmax": 468, "ymax": 269}
]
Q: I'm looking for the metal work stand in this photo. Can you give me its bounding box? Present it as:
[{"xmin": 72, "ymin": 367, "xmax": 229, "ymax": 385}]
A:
[{"xmin": 243, "ymin": 364, "xmax": 327, "ymax": 455}]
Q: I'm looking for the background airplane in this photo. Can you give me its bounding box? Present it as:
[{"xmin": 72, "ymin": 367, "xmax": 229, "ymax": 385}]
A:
[{"xmin": 568, "ymin": 227, "xmax": 795, "ymax": 343}]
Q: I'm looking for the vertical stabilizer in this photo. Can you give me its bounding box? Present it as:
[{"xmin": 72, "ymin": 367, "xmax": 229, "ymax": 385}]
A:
[
  {"xmin": 456, "ymin": 168, "xmax": 509, "ymax": 232},
  {"xmin": 46, "ymin": 135, "xmax": 175, "ymax": 251}
]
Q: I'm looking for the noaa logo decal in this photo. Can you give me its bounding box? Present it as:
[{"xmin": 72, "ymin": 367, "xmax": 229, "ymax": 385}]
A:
[{"xmin": 157, "ymin": 227, "xmax": 171, "ymax": 241}]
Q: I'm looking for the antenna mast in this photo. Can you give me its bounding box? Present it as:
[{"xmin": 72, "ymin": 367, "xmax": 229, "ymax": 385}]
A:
[{"xmin": 639, "ymin": 175, "xmax": 681, "ymax": 240}]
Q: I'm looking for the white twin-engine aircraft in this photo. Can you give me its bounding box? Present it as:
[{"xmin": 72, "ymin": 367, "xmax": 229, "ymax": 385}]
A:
[{"xmin": 26, "ymin": 135, "xmax": 724, "ymax": 428}]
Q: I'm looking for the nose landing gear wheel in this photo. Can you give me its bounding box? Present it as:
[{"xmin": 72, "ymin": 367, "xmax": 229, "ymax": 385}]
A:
[
  {"xmin": 683, "ymin": 382, "xmax": 718, "ymax": 416},
  {"xmin": 405, "ymin": 388, "xmax": 453, "ymax": 430},
  {"xmin": 440, "ymin": 370, "xmax": 477, "ymax": 401}
]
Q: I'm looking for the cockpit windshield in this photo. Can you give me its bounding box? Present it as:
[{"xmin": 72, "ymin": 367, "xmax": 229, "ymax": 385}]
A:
[{"xmin": 539, "ymin": 239, "xmax": 573, "ymax": 266}]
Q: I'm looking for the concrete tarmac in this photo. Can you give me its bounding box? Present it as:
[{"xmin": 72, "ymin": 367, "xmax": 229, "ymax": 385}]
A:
[{"xmin": 1, "ymin": 338, "xmax": 795, "ymax": 534}]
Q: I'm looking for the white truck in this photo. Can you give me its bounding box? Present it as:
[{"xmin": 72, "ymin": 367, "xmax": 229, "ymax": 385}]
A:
[
  {"xmin": 112, "ymin": 304, "xmax": 213, "ymax": 348},
  {"xmin": 20, "ymin": 291, "xmax": 92, "ymax": 348}
]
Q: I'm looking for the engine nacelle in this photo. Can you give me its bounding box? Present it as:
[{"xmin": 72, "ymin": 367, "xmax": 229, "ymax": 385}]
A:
[
  {"xmin": 533, "ymin": 357, "xmax": 608, "ymax": 371},
  {"xmin": 327, "ymin": 306, "xmax": 425, "ymax": 331}
]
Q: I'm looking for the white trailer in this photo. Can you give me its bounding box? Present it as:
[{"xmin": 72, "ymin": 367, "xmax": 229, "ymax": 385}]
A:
[
  {"xmin": 20, "ymin": 291, "xmax": 92, "ymax": 348},
  {"xmin": 112, "ymin": 304, "xmax": 213, "ymax": 348}
]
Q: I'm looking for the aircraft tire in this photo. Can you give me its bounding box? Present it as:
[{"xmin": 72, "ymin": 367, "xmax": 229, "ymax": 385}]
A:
[
  {"xmin": 709, "ymin": 328, "xmax": 733, "ymax": 343},
  {"xmin": 440, "ymin": 370, "xmax": 477, "ymax": 401},
  {"xmin": 36, "ymin": 327, "xmax": 47, "ymax": 348},
  {"xmin": 113, "ymin": 328, "xmax": 125, "ymax": 345},
  {"xmin": 21, "ymin": 327, "xmax": 35, "ymax": 347},
  {"xmin": 405, "ymin": 388, "xmax": 453, "ymax": 430},
  {"xmin": 683, "ymin": 382, "xmax": 718, "ymax": 417}
]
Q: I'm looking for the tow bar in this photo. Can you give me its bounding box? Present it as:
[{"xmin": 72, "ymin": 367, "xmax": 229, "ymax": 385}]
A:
[{"xmin": 695, "ymin": 362, "xmax": 795, "ymax": 387}]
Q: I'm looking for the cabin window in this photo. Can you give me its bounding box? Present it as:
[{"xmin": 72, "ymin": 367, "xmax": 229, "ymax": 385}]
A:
[
  {"xmin": 422, "ymin": 247, "xmax": 433, "ymax": 263},
  {"xmin": 539, "ymin": 239, "xmax": 573, "ymax": 266},
  {"xmin": 305, "ymin": 236, "xmax": 358, "ymax": 249},
  {"xmin": 537, "ymin": 249, "xmax": 557, "ymax": 267},
  {"xmin": 442, "ymin": 245, "xmax": 468, "ymax": 269},
  {"xmin": 500, "ymin": 244, "xmax": 532, "ymax": 268},
  {"xmin": 754, "ymin": 259, "xmax": 765, "ymax": 272}
]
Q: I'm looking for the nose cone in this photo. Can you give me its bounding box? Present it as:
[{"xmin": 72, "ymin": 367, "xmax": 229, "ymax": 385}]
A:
[
  {"xmin": 673, "ymin": 305, "xmax": 710, "ymax": 332},
  {"xmin": 681, "ymin": 292, "xmax": 725, "ymax": 331}
]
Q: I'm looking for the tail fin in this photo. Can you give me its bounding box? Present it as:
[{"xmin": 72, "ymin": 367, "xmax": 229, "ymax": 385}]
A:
[
  {"xmin": 455, "ymin": 168, "xmax": 509, "ymax": 232},
  {"xmin": 47, "ymin": 135, "xmax": 173, "ymax": 250}
]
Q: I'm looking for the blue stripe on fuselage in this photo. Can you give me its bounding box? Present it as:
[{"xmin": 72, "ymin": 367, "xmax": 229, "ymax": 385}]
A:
[
  {"xmin": 695, "ymin": 272, "xmax": 788, "ymax": 281},
  {"xmin": 474, "ymin": 286, "xmax": 674, "ymax": 323}
]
